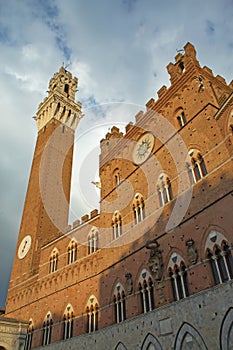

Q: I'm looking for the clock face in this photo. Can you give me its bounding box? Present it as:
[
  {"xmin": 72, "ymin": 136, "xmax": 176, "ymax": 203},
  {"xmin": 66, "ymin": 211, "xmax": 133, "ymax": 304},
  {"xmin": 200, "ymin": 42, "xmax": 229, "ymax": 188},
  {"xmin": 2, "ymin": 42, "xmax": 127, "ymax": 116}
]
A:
[
  {"xmin": 133, "ymin": 133, "xmax": 154, "ymax": 165},
  {"xmin": 18, "ymin": 235, "xmax": 32, "ymax": 259}
]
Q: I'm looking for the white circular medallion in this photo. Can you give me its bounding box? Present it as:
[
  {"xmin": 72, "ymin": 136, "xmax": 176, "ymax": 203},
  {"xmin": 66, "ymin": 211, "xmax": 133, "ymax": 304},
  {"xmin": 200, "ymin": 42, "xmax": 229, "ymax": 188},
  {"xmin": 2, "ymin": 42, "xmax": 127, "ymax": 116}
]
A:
[
  {"xmin": 133, "ymin": 132, "xmax": 154, "ymax": 165},
  {"xmin": 18, "ymin": 235, "xmax": 32, "ymax": 259}
]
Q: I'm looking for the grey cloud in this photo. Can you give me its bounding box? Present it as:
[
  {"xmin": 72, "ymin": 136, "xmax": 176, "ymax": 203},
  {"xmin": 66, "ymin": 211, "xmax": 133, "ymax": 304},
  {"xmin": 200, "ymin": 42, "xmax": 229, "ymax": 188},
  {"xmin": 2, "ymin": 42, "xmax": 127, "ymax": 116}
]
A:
[
  {"xmin": 0, "ymin": 0, "xmax": 233, "ymax": 308},
  {"xmin": 121, "ymin": 0, "xmax": 138, "ymax": 13},
  {"xmin": 205, "ymin": 20, "xmax": 215, "ymax": 35}
]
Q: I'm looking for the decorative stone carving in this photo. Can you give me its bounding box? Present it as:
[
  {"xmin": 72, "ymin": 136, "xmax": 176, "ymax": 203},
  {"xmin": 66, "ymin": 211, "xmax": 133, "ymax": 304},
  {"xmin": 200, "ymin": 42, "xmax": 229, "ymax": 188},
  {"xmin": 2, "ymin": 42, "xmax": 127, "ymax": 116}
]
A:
[
  {"xmin": 125, "ymin": 273, "xmax": 133, "ymax": 295},
  {"xmin": 146, "ymin": 239, "xmax": 163, "ymax": 280},
  {"xmin": 156, "ymin": 281, "xmax": 166, "ymax": 304},
  {"xmin": 186, "ymin": 238, "xmax": 198, "ymax": 264},
  {"xmin": 0, "ymin": 316, "xmax": 28, "ymax": 350}
]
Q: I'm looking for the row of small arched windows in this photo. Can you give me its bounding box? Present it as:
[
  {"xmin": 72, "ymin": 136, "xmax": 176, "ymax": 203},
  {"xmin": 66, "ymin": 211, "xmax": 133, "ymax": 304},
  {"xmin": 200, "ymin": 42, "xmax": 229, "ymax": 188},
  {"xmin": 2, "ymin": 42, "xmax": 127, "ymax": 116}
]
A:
[
  {"xmin": 207, "ymin": 241, "xmax": 233, "ymax": 284},
  {"xmin": 112, "ymin": 193, "xmax": 145, "ymax": 240},
  {"xmin": 49, "ymin": 231, "xmax": 99, "ymax": 273},
  {"xmin": 24, "ymin": 277, "xmax": 154, "ymax": 349},
  {"xmin": 24, "ymin": 299, "xmax": 99, "ymax": 349},
  {"xmin": 114, "ymin": 149, "xmax": 207, "ymax": 192},
  {"xmin": 112, "ymin": 151, "xmax": 207, "ymax": 239},
  {"xmin": 49, "ymin": 155, "xmax": 208, "ymax": 271},
  {"xmin": 26, "ymin": 238, "xmax": 233, "ymax": 348},
  {"xmin": 112, "ymin": 151, "xmax": 207, "ymax": 241}
]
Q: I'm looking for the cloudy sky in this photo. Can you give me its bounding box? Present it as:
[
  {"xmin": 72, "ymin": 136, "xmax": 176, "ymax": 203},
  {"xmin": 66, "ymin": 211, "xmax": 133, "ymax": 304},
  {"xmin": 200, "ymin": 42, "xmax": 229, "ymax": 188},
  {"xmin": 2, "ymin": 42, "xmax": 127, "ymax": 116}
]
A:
[{"xmin": 0, "ymin": 0, "xmax": 232, "ymax": 308}]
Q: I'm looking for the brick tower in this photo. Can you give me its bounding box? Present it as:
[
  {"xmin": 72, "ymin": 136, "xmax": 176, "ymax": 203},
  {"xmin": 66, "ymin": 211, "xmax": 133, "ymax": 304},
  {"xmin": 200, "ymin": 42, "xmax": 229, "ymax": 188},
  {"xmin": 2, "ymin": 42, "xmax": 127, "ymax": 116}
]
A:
[
  {"xmin": 3, "ymin": 43, "xmax": 233, "ymax": 350},
  {"xmin": 6, "ymin": 67, "xmax": 82, "ymax": 312}
]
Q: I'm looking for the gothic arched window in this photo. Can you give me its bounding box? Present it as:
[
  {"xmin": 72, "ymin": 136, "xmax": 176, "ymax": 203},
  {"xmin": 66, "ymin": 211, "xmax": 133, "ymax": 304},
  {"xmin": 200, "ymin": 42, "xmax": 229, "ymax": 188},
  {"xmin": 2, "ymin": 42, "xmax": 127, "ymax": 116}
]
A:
[
  {"xmin": 88, "ymin": 227, "xmax": 99, "ymax": 255},
  {"xmin": 25, "ymin": 319, "xmax": 34, "ymax": 350},
  {"xmin": 177, "ymin": 110, "xmax": 187, "ymax": 127},
  {"xmin": 133, "ymin": 193, "xmax": 145, "ymax": 225},
  {"xmin": 205, "ymin": 231, "xmax": 233, "ymax": 285},
  {"xmin": 168, "ymin": 253, "xmax": 189, "ymax": 301},
  {"xmin": 113, "ymin": 283, "xmax": 126, "ymax": 323},
  {"xmin": 207, "ymin": 243, "xmax": 233, "ymax": 285},
  {"xmin": 157, "ymin": 174, "xmax": 173, "ymax": 207},
  {"xmin": 187, "ymin": 150, "xmax": 207, "ymax": 184},
  {"xmin": 112, "ymin": 211, "xmax": 123, "ymax": 239},
  {"xmin": 63, "ymin": 304, "xmax": 74, "ymax": 340},
  {"xmin": 49, "ymin": 248, "xmax": 58, "ymax": 273},
  {"xmin": 42, "ymin": 312, "xmax": 53, "ymax": 346},
  {"xmin": 67, "ymin": 239, "xmax": 77, "ymax": 264},
  {"xmin": 138, "ymin": 270, "xmax": 155, "ymax": 313},
  {"xmin": 86, "ymin": 295, "xmax": 99, "ymax": 333}
]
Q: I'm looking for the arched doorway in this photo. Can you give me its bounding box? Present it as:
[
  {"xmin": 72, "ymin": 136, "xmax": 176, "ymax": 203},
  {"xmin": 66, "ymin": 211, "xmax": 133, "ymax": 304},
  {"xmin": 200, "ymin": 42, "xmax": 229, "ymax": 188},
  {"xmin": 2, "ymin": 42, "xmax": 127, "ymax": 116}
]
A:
[
  {"xmin": 220, "ymin": 308, "xmax": 233, "ymax": 349},
  {"xmin": 141, "ymin": 333, "xmax": 162, "ymax": 350},
  {"xmin": 174, "ymin": 323, "xmax": 208, "ymax": 350}
]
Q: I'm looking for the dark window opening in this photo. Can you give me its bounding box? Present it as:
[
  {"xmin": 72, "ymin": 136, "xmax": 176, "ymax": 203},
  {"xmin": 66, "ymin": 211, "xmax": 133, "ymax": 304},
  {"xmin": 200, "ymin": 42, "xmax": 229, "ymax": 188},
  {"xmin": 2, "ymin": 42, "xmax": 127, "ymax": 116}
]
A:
[
  {"xmin": 64, "ymin": 84, "xmax": 69, "ymax": 94},
  {"xmin": 179, "ymin": 61, "xmax": 185, "ymax": 72}
]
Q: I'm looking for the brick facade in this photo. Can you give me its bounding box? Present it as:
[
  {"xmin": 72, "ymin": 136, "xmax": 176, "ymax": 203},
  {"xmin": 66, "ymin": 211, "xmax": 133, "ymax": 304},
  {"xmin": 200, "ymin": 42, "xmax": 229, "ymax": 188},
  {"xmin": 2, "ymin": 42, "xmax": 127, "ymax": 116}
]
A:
[{"xmin": 4, "ymin": 43, "xmax": 233, "ymax": 349}]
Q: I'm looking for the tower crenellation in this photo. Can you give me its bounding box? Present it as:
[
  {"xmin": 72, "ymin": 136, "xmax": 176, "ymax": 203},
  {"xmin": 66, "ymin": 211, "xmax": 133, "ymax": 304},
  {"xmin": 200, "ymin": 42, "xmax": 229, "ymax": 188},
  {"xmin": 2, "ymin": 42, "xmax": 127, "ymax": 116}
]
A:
[
  {"xmin": 34, "ymin": 66, "xmax": 82, "ymax": 132},
  {"xmin": 48, "ymin": 66, "xmax": 78, "ymax": 101}
]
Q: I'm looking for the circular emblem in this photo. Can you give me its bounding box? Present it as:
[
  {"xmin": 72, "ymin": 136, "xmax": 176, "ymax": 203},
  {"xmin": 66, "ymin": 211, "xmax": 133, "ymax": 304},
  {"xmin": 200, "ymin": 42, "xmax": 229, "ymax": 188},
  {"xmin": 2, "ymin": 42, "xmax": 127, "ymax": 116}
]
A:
[
  {"xmin": 133, "ymin": 132, "xmax": 154, "ymax": 165},
  {"xmin": 18, "ymin": 235, "xmax": 32, "ymax": 259}
]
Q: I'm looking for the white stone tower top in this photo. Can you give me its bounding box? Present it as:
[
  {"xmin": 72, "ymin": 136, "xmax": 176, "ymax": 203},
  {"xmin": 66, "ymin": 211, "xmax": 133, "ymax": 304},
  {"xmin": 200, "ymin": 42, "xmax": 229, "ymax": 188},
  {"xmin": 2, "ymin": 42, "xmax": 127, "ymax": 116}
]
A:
[{"xmin": 34, "ymin": 66, "xmax": 82, "ymax": 131}]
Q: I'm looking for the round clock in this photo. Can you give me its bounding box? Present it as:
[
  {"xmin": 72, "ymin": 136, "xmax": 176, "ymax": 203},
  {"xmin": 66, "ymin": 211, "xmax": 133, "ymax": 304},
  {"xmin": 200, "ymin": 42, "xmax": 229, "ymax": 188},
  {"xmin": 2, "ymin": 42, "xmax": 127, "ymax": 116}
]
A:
[
  {"xmin": 133, "ymin": 132, "xmax": 154, "ymax": 165},
  {"xmin": 18, "ymin": 235, "xmax": 32, "ymax": 259}
]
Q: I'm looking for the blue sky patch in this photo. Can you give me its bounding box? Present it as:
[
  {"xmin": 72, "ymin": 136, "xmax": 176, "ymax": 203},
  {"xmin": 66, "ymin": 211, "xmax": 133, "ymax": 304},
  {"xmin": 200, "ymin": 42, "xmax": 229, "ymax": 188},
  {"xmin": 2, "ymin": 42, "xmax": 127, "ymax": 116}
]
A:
[{"xmin": 56, "ymin": 36, "xmax": 71, "ymax": 61}]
